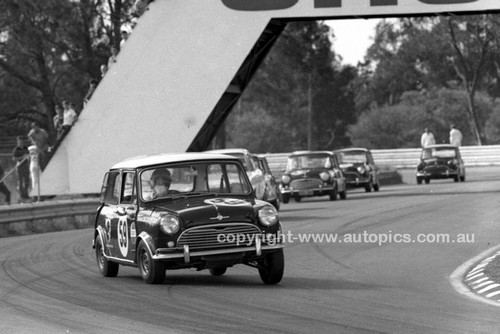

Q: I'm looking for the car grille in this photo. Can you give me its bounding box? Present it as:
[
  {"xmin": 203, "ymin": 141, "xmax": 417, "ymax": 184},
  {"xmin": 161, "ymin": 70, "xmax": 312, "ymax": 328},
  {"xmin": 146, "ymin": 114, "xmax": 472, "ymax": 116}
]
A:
[
  {"xmin": 424, "ymin": 166, "xmax": 450, "ymax": 173},
  {"xmin": 177, "ymin": 223, "xmax": 262, "ymax": 250},
  {"xmin": 343, "ymin": 172, "xmax": 360, "ymax": 182},
  {"xmin": 290, "ymin": 178, "xmax": 322, "ymax": 190}
]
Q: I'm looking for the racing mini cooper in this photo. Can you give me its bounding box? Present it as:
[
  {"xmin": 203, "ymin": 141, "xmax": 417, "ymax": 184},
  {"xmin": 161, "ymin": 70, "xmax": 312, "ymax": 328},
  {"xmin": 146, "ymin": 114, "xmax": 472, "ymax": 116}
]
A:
[
  {"xmin": 93, "ymin": 153, "xmax": 284, "ymax": 284},
  {"xmin": 416, "ymin": 144, "xmax": 466, "ymax": 184},
  {"xmin": 280, "ymin": 150, "xmax": 347, "ymax": 203},
  {"xmin": 333, "ymin": 148, "xmax": 380, "ymax": 192}
]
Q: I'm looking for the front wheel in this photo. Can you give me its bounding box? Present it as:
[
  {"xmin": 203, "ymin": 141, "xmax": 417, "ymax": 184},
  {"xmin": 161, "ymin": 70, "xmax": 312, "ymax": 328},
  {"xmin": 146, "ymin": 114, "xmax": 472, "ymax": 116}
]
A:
[
  {"xmin": 258, "ymin": 249, "xmax": 284, "ymax": 285},
  {"xmin": 209, "ymin": 267, "xmax": 227, "ymax": 276},
  {"xmin": 364, "ymin": 182, "xmax": 372, "ymax": 192},
  {"xmin": 137, "ymin": 240, "xmax": 165, "ymax": 284},
  {"xmin": 329, "ymin": 187, "xmax": 338, "ymax": 201},
  {"xmin": 95, "ymin": 236, "xmax": 119, "ymax": 277},
  {"xmin": 339, "ymin": 190, "xmax": 347, "ymax": 200},
  {"xmin": 282, "ymin": 193, "xmax": 290, "ymax": 204},
  {"xmin": 417, "ymin": 177, "xmax": 423, "ymax": 184},
  {"xmin": 372, "ymin": 181, "xmax": 380, "ymax": 192}
]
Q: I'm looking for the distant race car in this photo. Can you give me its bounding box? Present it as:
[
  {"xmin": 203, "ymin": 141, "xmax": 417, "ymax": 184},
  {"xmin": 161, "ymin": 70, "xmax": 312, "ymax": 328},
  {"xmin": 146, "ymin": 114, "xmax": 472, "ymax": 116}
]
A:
[
  {"xmin": 280, "ymin": 150, "xmax": 347, "ymax": 203},
  {"xmin": 205, "ymin": 148, "xmax": 266, "ymax": 201},
  {"xmin": 333, "ymin": 148, "xmax": 380, "ymax": 192},
  {"xmin": 93, "ymin": 152, "xmax": 284, "ymax": 284},
  {"xmin": 416, "ymin": 144, "xmax": 466, "ymax": 184},
  {"xmin": 254, "ymin": 154, "xmax": 282, "ymax": 210}
]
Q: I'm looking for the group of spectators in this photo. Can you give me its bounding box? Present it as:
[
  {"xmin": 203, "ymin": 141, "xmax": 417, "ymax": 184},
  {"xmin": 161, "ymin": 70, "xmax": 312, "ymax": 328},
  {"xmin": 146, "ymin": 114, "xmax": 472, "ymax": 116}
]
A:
[
  {"xmin": 420, "ymin": 124, "xmax": 463, "ymax": 148},
  {"xmin": 0, "ymin": 0, "xmax": 156, "ymax": 205}
]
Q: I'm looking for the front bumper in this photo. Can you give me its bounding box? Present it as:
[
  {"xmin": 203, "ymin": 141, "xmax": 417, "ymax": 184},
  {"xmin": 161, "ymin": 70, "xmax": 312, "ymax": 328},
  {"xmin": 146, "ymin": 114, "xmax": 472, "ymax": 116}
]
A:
[
  {"xmin": 154, "ymin": 241, "xmax": 283, "ymax": 263},
  {"xmin": 416, "ymin": 168, "xmax": 458, "ymax": 179},
  {"xmin": 281, "ymin": 185, "xmax": 334, "ymax": 197}
]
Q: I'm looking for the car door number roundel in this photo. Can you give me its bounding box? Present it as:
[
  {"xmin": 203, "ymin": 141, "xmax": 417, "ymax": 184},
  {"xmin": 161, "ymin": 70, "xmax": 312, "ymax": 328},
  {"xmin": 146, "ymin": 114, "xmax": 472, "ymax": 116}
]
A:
[{"xmin": 117, "ymin": 217, "xmax": 129, "ymax": 257}]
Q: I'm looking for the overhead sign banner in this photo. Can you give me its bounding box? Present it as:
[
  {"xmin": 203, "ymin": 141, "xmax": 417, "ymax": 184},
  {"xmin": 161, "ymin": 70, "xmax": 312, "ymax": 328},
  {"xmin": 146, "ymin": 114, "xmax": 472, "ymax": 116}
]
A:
[{"xmin": 222, "ymin": 0, "xmax": 497, "ymax": 16}]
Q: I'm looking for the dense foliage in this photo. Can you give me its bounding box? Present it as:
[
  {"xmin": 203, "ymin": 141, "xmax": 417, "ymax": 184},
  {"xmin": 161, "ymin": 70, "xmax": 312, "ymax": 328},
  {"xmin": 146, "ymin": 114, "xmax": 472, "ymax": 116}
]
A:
[{"xmin": 1, "ymin": 3, "xmax": 500, "ymax": 151}]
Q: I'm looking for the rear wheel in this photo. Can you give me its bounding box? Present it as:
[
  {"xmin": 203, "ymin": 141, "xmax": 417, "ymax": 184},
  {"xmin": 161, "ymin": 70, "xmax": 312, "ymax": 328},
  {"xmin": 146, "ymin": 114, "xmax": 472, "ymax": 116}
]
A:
[
  {"xmin": 460, "ymin": 175, "xmax": 465, "ymax": 182},
  {"xmin": 95, "ymin": 236, "xmax": 119, "ymax": 277},
  {"xmin": 416, "ymin": 177, "xmax": 423, "ymax": 184},
  {"xmin": 454, "ymin": 175, "xmax": 459, "ymax": 182},
  {"xmin": 425, "ymin": 178, "xmax": 430, "ymax": 184},
  {"xmin": 137, "ymin": 240, "xmax": 165, "ymax": 284},
  {"xmin": 258, "ymin": 249, "xmax": 284, "ymax": 285}
]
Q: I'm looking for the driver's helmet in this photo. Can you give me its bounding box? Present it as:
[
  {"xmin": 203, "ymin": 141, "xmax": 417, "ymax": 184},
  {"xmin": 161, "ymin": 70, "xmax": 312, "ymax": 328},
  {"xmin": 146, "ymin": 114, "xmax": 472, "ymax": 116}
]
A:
[{"xmin": 150, "ymin": 168, "xmax": 172, "ymax": 187}]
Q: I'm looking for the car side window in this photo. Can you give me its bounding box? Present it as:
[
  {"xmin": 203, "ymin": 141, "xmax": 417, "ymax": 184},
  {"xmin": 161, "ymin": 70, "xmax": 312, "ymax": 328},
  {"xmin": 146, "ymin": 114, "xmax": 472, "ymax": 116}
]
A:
[
  {"xmin": 101, "ymin": 171, "xmax": 121, "ymax": 205},
  {"xmin": 121, "ymin": 172, "xmax": 136, "ymax": 204}
]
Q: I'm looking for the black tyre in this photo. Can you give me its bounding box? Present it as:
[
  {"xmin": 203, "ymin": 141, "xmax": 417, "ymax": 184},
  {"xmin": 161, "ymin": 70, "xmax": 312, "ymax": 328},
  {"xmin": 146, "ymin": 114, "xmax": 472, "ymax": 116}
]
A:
[
  {"xmin": 209, "ymin": 267, "xmax": 227, "ymax": 276},
  {"xmin": 329, "ymin": 187, "xmax": 338, "ymax": 201},
  {"xmin": 373, "ymin": 181, "xmax": 380, "ymax": 192},
  {"xmin": 417, "ymin": 177, "xmax": 423, "ymax": 184},
  {"xmin": 137, "ymin": 240, "xmax": 165, "ymax": 284},
  {"xmin": 95, "ymin": 236, "xmax": 119, "ymax": 277},
  {"xmin": 460, "ymin": 175, "xmax": 465, "ymax": 182},
  {"xmin": 258, "ymin": 249, "xmax": 284, "ymax": 285},
  {"xmin": 339, "ymin": 190, "xmax": 347, "ymax": 200},
  {"xmin": 282, "ymin": 194, "xmax": 290, "ymax": 204},
  {"xmin": 364, "ymin": 182, "xmax": 372, "ymax": 192},
  {"xmin": 454, "ymin": 175, "xmax": 459, "ymax": 182},
  {"xmin": 295, "ymin": 196, "xmax": 301, "ymax": 202},
  {"xmin": 425, "ymin": 178, "xmax": 430, "ymax": 184}
]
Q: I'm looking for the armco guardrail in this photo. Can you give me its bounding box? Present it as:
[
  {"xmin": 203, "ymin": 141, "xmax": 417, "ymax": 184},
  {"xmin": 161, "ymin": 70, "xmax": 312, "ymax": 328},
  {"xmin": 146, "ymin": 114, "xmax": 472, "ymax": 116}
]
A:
[
  {"xmin": 0, "ymin": 198, "xmax": 99, "ymax": 226},
  {"xmin": 0, "ymin": 145, "xmax": 498, "ymax": 228}
]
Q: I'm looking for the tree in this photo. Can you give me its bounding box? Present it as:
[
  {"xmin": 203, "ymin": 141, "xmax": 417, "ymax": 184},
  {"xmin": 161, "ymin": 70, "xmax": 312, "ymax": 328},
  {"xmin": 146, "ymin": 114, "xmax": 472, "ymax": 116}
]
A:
[{"xmin": 0, "ymin": 0, "xmax": 135, "ymax": 139}]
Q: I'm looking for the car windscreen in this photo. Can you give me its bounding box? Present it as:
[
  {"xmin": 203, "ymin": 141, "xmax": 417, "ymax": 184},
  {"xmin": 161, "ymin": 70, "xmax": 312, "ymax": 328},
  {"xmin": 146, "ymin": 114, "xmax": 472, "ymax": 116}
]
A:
[
  {"xmin": 140, "ymin": 162, "xmax": 251, "ymax": 202},
  {"xmin": 286, "ymin": 154, "xmax": 332, "ymax": 172},
  {"xmin": 422, "ymin": 148, "xmax": 457, "ymax": 159},
  {"xmin": 336, "ymin": 152, "xmax": 367, "ymax": 164}
]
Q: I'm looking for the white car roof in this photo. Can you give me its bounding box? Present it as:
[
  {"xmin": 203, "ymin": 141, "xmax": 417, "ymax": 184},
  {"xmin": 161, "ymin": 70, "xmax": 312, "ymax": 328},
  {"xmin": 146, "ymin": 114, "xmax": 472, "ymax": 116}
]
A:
[
  {"xmin": 205, "ymin": 148, "xmax": 250, "ymax": 155},
  {"xmin": 111, "ymin": 152, "xmax": 238, "ymax": 169}
]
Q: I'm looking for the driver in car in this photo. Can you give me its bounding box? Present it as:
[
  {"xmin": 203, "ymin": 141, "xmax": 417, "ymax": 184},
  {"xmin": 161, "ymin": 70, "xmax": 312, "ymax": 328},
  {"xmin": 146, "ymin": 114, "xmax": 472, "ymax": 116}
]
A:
[{"xmin": 150, "ymin": 169, "xmax": 172, "ymax": 199}]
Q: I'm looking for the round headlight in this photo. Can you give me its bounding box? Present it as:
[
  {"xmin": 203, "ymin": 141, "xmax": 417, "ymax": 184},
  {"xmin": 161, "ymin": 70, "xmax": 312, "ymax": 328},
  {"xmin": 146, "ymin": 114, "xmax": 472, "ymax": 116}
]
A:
[
  {"xmin": 258, "ymin": 205, "xmax": 278, "ymax": 226},
  {"xmin": 357, "ymin": 166, "xmax": 366, "ymax": 175},
  {"xmin": 281, "ymin": 175, "xmax": 291, "ymax": 184},
  {"xmin": 319, "ymin": 172, "xmax": 330, "ymax": 181},
  {"xmin": 160, "ymin": 214, "xmax": 180, "ymax": 235}
]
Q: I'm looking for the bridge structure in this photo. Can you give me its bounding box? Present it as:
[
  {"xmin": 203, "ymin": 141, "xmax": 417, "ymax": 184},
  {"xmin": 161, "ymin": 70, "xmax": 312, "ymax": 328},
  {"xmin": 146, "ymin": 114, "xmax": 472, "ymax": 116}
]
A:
[{"xmin": 38, "ymin": 0, "xmax": 499, "ymax": 196}]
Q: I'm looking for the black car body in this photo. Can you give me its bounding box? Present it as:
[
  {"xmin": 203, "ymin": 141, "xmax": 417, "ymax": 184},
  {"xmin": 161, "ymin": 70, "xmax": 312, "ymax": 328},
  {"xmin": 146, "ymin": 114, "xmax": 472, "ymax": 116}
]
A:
[
  {"xmin": 416, "ymin": 144, "xmax": 466, "ymax": 184},
  {"xmin": 254, "ymin": 154, "xmax": 282, "ymax": 210},
  {"xmin": 333, "ymin": 148, "xmax": 380, "ymax": 192},
  {"xmin": 93, "ymin": 153, "xmax": 284, "ymax": 284},
  {"xmin": 280, "ymin": 151, "xmax": 347, "ymax": 203}
]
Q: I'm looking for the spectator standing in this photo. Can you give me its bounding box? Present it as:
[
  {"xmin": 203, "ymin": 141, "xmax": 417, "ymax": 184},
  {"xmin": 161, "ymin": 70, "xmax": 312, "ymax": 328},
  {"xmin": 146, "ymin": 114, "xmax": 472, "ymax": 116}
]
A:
[
  {"xmin": 100, "ymin": 64, "xmax": 108, "ymax": 78},
  {"xmin": 53, "ymin": 104, "xmax": 64, "ymax": 139},
  {"xmin": 83, "ymin": 79, "xmax": 98, "ymax": 105},
  {"xmin": 120, "ymin": 30, "xmax": 129, "ymax": 49},
  {"xmin": 12, "ymin": 136, "xmax": 30, "ymax": 201},
  {"xmin": 27, "ymin": 122, "xmax": 50, "ymax": 169},
  {"xmin": 0, "ymin": 162, "xmax": 11, "ymax": 205},
  {"xmin": 420, "ymin": 128, "xmax": 436, "ymax": 147},
  {"xmin": 62, "ymin": 100, "xmax": 78, "ymax": 134},
  {"xmin": 449, "ymin": 124, "xmax": 463, "ymax": 146},
  {"xmin": 108, "ymin": 45, "xmax": 119, "ymax": 68}
]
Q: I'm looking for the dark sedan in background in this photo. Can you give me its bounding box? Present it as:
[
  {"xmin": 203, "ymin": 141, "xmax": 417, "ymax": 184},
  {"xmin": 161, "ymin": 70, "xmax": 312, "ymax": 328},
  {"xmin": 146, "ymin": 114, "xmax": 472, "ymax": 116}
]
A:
[{"xmin": 416, "ymin": 144, "xmax": 466, "ymax": 184}]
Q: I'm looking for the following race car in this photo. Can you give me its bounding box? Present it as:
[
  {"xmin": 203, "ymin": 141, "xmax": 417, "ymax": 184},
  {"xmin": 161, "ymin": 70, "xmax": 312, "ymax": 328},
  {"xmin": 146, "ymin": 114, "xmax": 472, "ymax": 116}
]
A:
[{"xmin": 416, "ymin": 144, "xmax": 465, "ymax": 184}]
